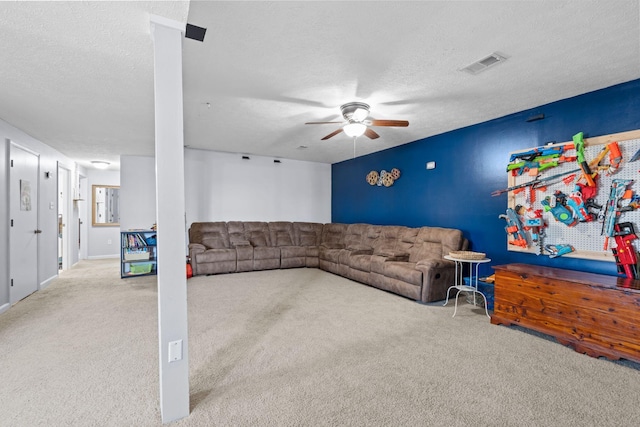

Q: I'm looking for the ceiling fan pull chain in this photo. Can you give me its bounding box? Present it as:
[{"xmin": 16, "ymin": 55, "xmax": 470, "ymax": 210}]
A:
[{"xmin": 353, "ymin": 136, "xmax": 357, "ymax": 159}]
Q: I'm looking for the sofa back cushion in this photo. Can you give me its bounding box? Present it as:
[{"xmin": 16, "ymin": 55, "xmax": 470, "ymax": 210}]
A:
[
  {"xmin": 293, "ymin": 222, "xmax": 323, "ymax": 246},
  {"xmin": 320, "ymin": 223, "xmax": 348, "ymax": 248},
  {"xmin": 343, "ymin": 223, "xmax": 370, "ymax": 250},
  {"xmin": 372, "ymin": 225, "xmax": 407, "ymax": 255},
  {"xmin": 189, "ymin": 222, "xmax": 231, "ymax": 248},
  {"xmin": 227, "ymin": 221, "xmax": 249, "ymax": 246},
  {"xmin": 201, "ymin": 232, "xmax": 227, "ymax": 249},
  {"xmin": 268, "ymin": 222, "xmax": 295, "ymax": 247},
  {"xmin": 244, "ymin": 221, "xmax": 272, "ymax": 247},
  {"xmin": 409, "ymin": 227, "xmax": 465, "ymax": 262}
]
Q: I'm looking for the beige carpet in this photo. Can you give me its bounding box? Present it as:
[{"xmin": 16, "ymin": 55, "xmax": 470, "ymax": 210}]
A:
[{"xmin": 1, "ymin": 259, "xmax": 639, "ymax": 426}]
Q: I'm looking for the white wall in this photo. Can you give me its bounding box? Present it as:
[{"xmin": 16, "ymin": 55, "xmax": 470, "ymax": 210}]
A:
[
  {"xmin": 120, "ymin": 148, "xmax": 331, "ymax": 235},
  {"xmin": 120, "ymin": 155, "xmax": 156, "ymax": 231},
  {"xmin": 0, "ymin": 118, "xmax": 82, "ymax": 312},
  {"xmin": 184, "ymin": 149, "xmax": 331, "ymax": 224},
  {"xmin": 86, "ymin": 169, "xmax": 120, "ymax": 259}
]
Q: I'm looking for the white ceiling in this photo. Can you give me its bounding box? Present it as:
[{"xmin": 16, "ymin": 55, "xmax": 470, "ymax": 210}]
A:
[{"xmin": 1, "ymin": 1, "xmax": 639, "ymax": 169}]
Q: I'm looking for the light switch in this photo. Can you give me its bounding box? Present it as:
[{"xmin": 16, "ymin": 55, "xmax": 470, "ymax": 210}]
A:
[
  {"xmin": 426, "ymin": 161, "xmax": 436, "ymax": 170},
  {"xmin": 168, "ymin": 340, "xmax": 182, "ymax": 363}
]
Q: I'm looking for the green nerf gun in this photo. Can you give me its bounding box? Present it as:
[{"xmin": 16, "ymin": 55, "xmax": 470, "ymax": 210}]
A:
[
  {"xmin": 572, "ymin": 132, "xmax": 595, "ymax": 187},
  {"xmin": 507, "ymin": 154, "xmax": 559, "ymax": 176}
]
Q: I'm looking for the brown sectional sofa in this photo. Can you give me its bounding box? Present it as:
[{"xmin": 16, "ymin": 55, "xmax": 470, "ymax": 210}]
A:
[{"xmin": 188, "ymin": 221, "xmax": 468, "ymax": 303}]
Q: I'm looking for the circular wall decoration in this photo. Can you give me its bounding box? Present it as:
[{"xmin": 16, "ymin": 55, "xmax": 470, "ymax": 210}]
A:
[
  {"xmin": 366, "ymin": 170, "xmax": 379, "ymax": 185},
  {"xmin": 365, "ymin": 168, "xmax": 401, "ymax": 188}
]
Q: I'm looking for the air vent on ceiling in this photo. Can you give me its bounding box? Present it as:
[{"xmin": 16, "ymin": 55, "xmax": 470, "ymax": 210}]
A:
[{"xmin": 460, "ymin": 52, "xmax": 507, "ymax": 75}]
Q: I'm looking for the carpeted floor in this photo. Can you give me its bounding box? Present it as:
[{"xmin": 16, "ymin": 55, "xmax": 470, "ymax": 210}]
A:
[{"xmin": 1, "ymin": 259, "xmax": 639, "ymax": 426}]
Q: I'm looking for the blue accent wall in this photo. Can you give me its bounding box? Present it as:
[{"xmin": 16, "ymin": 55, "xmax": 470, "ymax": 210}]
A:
[{"xmin": 332, "ymin": 79, "xmax": 640, "ymax": 278}]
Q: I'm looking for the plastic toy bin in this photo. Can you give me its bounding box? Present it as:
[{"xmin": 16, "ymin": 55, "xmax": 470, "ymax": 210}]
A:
[{"xmin": 129, "ymin": 263, "xmax": 153, "ymax": 275}]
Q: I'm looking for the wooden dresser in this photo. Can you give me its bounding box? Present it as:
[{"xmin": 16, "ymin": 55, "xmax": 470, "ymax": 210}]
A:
[{"xmin": 492, "ymin": 263, "xmax": 640, "ymax": 363}]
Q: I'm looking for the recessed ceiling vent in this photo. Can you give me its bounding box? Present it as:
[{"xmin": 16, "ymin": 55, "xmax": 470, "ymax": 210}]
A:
[{"xmin": 460, "ymin": 52, "xmax": 507, "ymax": 75}]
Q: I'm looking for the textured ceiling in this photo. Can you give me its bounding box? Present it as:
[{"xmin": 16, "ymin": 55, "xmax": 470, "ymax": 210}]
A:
[{"xmin": 1, "ymin": 1, "xmax": 639, "ymax": 169}]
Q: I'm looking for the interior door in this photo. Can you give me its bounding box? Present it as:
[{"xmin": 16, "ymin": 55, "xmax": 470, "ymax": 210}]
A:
[{"xmin": 9, "ymin": 142, "xmax": 39, "ymax": 304}]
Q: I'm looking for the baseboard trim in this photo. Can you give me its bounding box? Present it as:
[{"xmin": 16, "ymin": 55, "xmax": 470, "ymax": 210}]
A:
[
  {"xmin": 0, "ymin": 302, "xmax": 10, "ymax": 315},
  {"xmin": 88, "ymin": 254, "xmax": 119, "ymax": 260},
  {"xmin": 40, "ymin": 274, "xmax": 58, "ymax": 291}
]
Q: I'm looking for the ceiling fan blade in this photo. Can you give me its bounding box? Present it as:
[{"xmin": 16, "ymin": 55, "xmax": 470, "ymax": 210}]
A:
[
  {"xmin": 321, "ymin": 128, "xmax": 344, "ymax": 140},
  {"xmin": 369, "ymin": 119, "xmax": 409, "ymax": 127},
  {"xmin": 305, "ymin": 121, "xmax": 344, "ymax": 125},
  {"xmin": 364, "ymin": 128, "xmax": 380, "ymax": 139}
]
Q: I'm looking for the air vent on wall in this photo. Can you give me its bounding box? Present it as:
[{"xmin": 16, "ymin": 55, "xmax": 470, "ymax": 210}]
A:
[{"xmin": 460, "ymin": 52, "xmax": 507, "ymax": 75}]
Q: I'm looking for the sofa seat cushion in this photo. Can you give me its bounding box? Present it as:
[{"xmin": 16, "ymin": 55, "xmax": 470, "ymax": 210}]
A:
[
  {"xmin": 280, "ymin": 246, "xmax": 306, "ymax": 258},
  {"xmin": 349, "ymin": 254, "xmax": 372, "ymax": 272},
  {"xmin": 196, "ymin": 249, "xmax": 236, "ymax": 263},
  {"xmin": 380, "ymin": 261, "xmax": 422, "ymax": 287},
  {"xmin": 253, "ymin": 246, "xmax": 279, "ymax": 260},
  {"xmin": 319, "ymin": 247, "xmax": 341, "ymax": 263}
]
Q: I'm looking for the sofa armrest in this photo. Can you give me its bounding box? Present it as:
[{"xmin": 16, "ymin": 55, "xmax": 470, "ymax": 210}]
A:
[
  {"xmin": 415, "ymin": 258, "xmax": 455, "ymax": 269},
  {"xmin": 188, "ymin": 243, "xmax": 206, "ymax": 254},
  {"xmin": 414, "ymin": 257, "xmax": 457, "ymax": 303},
  {"xmin": 347, "ymin": 245, "xmax": 373, "ymax": 255},
  {"xmin": 376, "ymin": 251, "xmax": 409, "ymax": 262}
]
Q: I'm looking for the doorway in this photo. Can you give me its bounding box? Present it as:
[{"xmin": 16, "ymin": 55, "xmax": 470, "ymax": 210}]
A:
[
  {"xmin": 78, "ymin": 175, "xmax": 88, "ymax": 260},
  {"xmin": 9, "ymin": 142, "xmax": 39, "ymax": 304},
  {"xmin": 57, "ymin": 165, "xmax": 71, "ymax": 271}
]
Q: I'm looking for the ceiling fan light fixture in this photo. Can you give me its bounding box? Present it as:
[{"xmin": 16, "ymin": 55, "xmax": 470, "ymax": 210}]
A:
[{"xmin": 343, "ymin": 122, "xmax": 367, "ymax": 137}]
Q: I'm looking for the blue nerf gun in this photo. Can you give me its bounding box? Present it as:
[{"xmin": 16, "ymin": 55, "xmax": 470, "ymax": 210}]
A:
[
  {"xmin": 544, "ymin": 244, "xmax": 575, "ymax": 259},
  {"xmin": 541, "ymin": 195, "xmax": 577, "ymax": 227}
]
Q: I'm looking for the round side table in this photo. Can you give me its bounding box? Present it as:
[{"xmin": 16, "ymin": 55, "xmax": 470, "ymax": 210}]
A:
[{"xmin": 443, "ymin": 255, "xmax": 491, "ymax": 318}]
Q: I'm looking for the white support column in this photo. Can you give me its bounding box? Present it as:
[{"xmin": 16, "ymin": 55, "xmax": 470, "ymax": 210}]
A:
[{"xmin": 150, "ymin": 16, "xmax": 189, "ymax": 424}]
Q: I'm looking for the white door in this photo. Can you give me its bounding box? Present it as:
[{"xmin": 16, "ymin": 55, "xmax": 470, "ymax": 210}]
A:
[{"xmin": 9, "ymin": 143, "xmax": 39, "ymax": 304}]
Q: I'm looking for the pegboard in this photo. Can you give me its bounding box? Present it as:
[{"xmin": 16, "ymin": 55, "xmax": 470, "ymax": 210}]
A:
[{"xmin": 503, "ymin": 129, "xmax": 640, "ymax": 262}]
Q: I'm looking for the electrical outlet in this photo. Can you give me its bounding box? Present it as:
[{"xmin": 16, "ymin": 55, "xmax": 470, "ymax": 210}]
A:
[
  {"xmin": 107, "ymin": 239, "xmax": 112, "ymax": 244},
  {"xmin": 168, "ymin": 340, "xmax": 183, "ymax": 363}
]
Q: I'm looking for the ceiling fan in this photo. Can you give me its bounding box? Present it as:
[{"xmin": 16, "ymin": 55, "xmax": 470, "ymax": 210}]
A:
[{"xmin": 305, "ymin": 102, "xmax": 409, "ymax": 140}]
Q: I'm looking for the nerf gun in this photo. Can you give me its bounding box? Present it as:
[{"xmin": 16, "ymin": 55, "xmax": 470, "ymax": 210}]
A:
[
  {"xmin": 507, "ymin": 153, "xmax": 577, "ymax": 176},
  {"xmin": 509, "ymin": 142, "xmax": 574, "ymax": 162},
  {"xmin": 541, "ymin": 193, "xmax": 577, "ymax": 227},
  {"xmin": 601, "ymin": 179, "xmax": 635, "ymax": 250},
  {"xmin": 611, "ymin": 222, "xmax": 639, "ymax": 279},
  {"xmin": 491, "ymin": 168, "xmax": 581, "ymax": 197},
  {"xmin": 520, "ymin": 208, "xmax": 546, "ymax": 255},
  {"xmin": 544, "ymin": 244, "xmax": 575, "ymax": 259},
  {"xmin": 499, "ymin": 208, "xmax": 528, "ymax": 248},
  {"xmin": 573, "ymin": 132, "xmax": 596, "ymax": 187}
]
